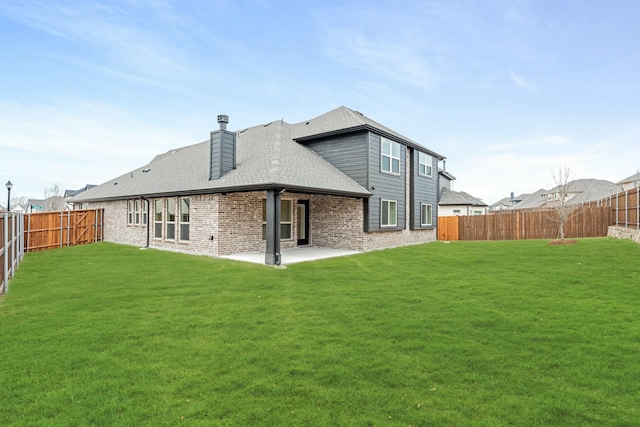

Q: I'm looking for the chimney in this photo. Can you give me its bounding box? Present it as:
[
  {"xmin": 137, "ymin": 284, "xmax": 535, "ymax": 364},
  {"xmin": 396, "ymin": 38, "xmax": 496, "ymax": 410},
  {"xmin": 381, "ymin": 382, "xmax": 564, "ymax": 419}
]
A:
[
  {"xmin": 510, "ymin": 192, "xmax": 514, "ymax": 200},
  {"xmin": 217, "ymin": 114, "xmax": 229, "ymax": 130},
  {"xmin": 210, "ymin": 114, "xmax": 236, "ymax": 180}
]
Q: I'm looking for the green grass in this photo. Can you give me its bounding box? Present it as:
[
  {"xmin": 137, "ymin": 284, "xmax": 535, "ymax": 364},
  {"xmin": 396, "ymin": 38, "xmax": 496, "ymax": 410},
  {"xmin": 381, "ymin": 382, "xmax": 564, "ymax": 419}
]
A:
[{"xmin": 1, "ymin": 239, "xmax": 640, "ymax": 426}]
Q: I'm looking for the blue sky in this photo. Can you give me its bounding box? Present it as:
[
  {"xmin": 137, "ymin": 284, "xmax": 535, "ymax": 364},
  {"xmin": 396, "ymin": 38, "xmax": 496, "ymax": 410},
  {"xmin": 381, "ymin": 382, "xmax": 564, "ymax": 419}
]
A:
[{"xmin": 1, "ymin": 0, "xmax": 639, "ymax": 205}]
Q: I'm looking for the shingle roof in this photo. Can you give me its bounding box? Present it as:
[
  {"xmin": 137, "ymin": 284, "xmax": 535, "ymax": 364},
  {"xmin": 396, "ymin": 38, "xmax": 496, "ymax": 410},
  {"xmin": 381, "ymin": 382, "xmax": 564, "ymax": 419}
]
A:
[
  {"xmin": 617, "ymin": 172, "xmax": 640, "ymax": 185},
  {"xmin": 439, "ymin": 188, "xmax": 487, "ymax": 206},
  {"xmin": 293, "ymin": 106, "xmax": 445, "ymax": 160},
  {"xmin": 76, "ymin": 108, "xmax": 441, "ymax": 203}
]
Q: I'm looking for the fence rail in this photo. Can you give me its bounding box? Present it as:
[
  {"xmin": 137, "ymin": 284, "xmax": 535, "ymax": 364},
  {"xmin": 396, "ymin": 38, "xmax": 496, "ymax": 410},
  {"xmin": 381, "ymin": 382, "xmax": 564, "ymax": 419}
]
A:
[
  {"xmin": 1, "ymin": 213, "xmax": 25, "ymax": 295},
  {"xmin": 438, "ymin": 206, "xmax": 612, "ymax": 241},
  {"xmin": 25, "ymin": 209, "xmax": 104, "ymax": 252},
  {"xmin": 598, "ymin": 187, "xmax": 639, "ymax": 230}
]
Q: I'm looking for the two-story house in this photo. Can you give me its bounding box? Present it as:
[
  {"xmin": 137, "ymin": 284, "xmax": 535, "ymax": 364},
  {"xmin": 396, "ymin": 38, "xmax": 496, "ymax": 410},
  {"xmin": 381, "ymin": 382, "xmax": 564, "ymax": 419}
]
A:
[{"xmin": 71, "ymin": 106, "xmax": 445, "ymax": 265}]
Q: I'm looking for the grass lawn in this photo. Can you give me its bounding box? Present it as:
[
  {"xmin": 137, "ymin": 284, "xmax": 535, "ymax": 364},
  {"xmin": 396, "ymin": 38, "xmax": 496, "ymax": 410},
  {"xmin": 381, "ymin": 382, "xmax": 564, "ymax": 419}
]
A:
[{"xmin": 1, "ymin": 238, "xmax": 639, "ymax": 426}]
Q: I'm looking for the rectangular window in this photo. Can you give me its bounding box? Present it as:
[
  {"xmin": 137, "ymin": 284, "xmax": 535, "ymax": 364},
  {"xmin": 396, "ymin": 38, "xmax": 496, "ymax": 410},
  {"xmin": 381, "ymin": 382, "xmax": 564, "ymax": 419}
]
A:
[
  {"xmin": 134, "ymin": 199, "xmax": 140, "ymax": 225},
  {"xmin": 281, "ymin": 199, "xmax": 292, "ymax": 240},
  {"xmin": 179, "ymin": 197, "xmax": 190, "ymax": 241},
  {"xmin": 419, "ymin": 152, "xmax": 433, "ymax": 177},
  {"xmin": 166, "ymin": 199, "xmax": 176, "ymax": 239},
  {"xmin": 421, "ymin": 203, "xmax": 433, "ymax": 226},
  {"xmin": 381, "ymin": 200, "xmax": 397, "ymax": 227},
  {"xmin": 142, "ymin": 200, "xmax": 147, "ymax": 225},
  {"xmin": 381, "ymin": 137, "xmax": 400, "ymax": 174},
  {"xmin": 127, "ymin": 200, "xmax": 133, "ymax": 224},
  {"xmin": 262, "ymin": 198, "xmax": 293, "ymax": 240},
  {"xmin": 154, "ymin": 199, "xmax": 163, "ymax": 239}
]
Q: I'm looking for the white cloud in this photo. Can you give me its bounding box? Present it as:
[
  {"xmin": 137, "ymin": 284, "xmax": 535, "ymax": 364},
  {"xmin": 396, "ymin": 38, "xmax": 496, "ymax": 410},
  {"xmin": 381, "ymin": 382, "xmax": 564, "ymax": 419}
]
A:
[
  {"xmin": 509, "ymin": 71, "xmax": 536, "ymax": 90},
  {"xmin": 0, "ymin": 100, "xmax": 202, "ymax": 198}
]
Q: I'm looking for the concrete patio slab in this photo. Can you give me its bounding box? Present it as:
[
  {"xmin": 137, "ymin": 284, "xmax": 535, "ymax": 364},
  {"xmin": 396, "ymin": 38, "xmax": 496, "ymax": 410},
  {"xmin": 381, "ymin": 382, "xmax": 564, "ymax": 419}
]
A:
[{"xmin": 220, "ymin": 247, "xmax": 359, "ymax": 266}]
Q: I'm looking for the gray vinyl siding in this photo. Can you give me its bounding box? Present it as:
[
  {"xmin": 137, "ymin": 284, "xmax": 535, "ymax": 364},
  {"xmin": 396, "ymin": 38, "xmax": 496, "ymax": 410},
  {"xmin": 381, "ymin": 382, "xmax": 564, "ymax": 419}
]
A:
[
  {"xmin": 411, "ymin": 149, "xmax": 438, "ymax": 229},
  {"xmin": 302, "ymin": 131, "xmax": 369, "ymax": 186},
  {"xmin": 210, "ymin": 130, "xmax": 236, "ymax": 179},
  {"xmin": 367, "ymin": 133, "xmax": 406, "ymax": 232}
]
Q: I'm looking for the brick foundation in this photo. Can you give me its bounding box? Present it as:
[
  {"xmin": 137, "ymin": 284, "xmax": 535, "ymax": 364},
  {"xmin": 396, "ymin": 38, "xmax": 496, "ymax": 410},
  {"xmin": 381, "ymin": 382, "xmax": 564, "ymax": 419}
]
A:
[{"xmin": 87, "ymin": 190, "xmax": 437, "ymax": 258}]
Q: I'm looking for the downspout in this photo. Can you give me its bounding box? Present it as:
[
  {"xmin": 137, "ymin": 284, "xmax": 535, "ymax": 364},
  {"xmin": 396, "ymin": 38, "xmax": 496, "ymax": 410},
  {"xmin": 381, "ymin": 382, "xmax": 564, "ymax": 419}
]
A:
[{"xmin": 141, "ymin": 196, "xmax": 150, "ymax": 248}]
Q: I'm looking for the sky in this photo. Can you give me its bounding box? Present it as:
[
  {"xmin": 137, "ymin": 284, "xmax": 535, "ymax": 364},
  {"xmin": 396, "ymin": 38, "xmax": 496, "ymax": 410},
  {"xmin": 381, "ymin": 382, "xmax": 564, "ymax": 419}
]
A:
[{"xmin": 1, "ymin": 0, "xmax": 639, "ymax": 206}]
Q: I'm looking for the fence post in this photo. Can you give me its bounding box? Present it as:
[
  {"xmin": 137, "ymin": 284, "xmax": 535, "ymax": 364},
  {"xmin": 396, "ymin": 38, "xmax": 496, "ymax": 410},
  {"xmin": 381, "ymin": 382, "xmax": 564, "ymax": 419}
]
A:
[
  {"xmin": 18, "ymin": 213, "xmax": 24, "ymax": 262},
  {"xmin": 2, "ymin": 213, "xmax": 7, "ymax": 294}
]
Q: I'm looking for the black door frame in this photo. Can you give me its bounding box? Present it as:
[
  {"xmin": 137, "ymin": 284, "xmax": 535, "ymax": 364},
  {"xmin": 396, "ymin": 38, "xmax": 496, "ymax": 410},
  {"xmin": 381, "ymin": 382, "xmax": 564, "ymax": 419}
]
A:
[{"xmin": 297, "ymin": 200, "xmax": 310, "ymax": 246}]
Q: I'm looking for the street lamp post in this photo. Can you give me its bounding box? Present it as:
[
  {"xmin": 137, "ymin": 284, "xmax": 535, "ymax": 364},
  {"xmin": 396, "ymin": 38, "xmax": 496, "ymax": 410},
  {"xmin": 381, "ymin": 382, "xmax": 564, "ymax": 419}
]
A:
[{"xmin": 5, "ymin": 181, "xmax": 12, "ymax": 212}]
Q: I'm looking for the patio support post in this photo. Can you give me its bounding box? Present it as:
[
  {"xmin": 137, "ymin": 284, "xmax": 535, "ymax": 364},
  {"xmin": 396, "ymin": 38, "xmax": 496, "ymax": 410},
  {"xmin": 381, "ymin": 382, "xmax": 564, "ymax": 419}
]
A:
[{"xmin": 265, "ymin": 189, "xmax": 281, "ymax": 265}]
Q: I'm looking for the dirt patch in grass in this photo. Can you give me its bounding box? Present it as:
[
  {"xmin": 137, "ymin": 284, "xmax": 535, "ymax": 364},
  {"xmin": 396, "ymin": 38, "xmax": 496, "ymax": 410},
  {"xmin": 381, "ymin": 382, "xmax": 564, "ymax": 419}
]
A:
[{"xmin": 547, "ymin": 239, "xmax": 578, "ymax": 245}]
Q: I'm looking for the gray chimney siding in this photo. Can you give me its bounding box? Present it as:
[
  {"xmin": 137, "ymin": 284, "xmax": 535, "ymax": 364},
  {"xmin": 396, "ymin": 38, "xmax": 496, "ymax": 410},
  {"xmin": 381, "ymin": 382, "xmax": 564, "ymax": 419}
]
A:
[{"xmin": 210, "ymin": 129, "xmax": 236, "ymax": 180}]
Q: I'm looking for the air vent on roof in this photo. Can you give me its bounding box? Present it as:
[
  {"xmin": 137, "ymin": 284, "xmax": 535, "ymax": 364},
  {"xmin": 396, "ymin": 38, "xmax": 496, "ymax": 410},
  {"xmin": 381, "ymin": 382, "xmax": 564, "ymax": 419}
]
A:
[
  {"xmin": 142, "ymin": 168, "xmax": 151, "ymax": 173},
  {"xmin": 263, "ymin": 122, "xmax": 272, "ymax": 127},
  {"xmin": 217, "ymin": 115, "xmax": 229, "ymax": 130}
]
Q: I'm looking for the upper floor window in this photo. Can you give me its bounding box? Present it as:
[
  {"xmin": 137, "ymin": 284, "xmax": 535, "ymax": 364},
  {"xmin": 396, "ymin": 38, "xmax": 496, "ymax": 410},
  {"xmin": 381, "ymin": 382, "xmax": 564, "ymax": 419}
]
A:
[
  {"xmin": 419, "ymin": 152, "xmax": 433, "ymax": 177},
  {"xmin": 381, "ymin": 137, "xmax": 400, "ymax": 175},
  {"xmin": 381, "ymin": 199, "xmax": 397, "ymax": 227}
]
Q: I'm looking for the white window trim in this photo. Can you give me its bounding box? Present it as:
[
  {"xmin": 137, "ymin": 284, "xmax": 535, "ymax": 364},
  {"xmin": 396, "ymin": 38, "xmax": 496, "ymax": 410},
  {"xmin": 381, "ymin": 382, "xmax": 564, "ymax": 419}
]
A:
[
  {"xmin": 127, "ymin": 200, "xmax": 133, "ymax": 225},
  {"xmin": 418, "ymin": 152, "xmax": 433, "ymax": 177},
  {"xmin": 421, "ymin": 203, "xmax": 433, "ymax": 227},
  {"xmin": 262, "ymin": 198, "xmax": 294, "ymax": 241},
  {"xmin": 381, "ymin": 199, "xmax": 398, "ymax": 227},
  {"xmin": 179, "ymin": 197, "xmax": 190, "ymax": 241},
  {"xmin": 381, "ymin": 137, "xmax": 401, "ymax": 175},
  {"xmin": 153, "ymin": 199, "xmax": 163, "ymax": 239},
  {"xmin": 166, "ymin": 198, "xmax": 177, "ymax": 240}
]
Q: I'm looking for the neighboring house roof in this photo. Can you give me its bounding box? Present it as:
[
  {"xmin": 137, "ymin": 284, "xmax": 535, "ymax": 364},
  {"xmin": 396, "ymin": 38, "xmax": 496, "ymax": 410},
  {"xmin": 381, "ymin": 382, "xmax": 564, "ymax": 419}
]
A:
[
  {"xmin": 509, "ymin": 189, "xmax": 547, "ymax": 210},
  {"xmin": 617, "ymin": 172, "xmax": 640, "ymax": 187},
  {"xmin": 490, "ymin": 192, "xmax": 531, "ymax": 210},
  {"xmin": 64, "ymin": 185, "xmax": 96, "ymax": 197},
  {"xmin": 439, "ymin": 169, "xmax": 456, "ymax": 182},
  {"xmin": 75, "ymin": 106, "xmax": 438, "ymax": 203},
  {"xmin": 27, "ymin": 196, "xmax": 67, "ymax": 211},
  {"xmin": 439, "ymin": 188, "xmax": 487, "ymax": 207},
  {"xmin": 559, "ymin": 179, "xmax": 618, "ymax": 205}
]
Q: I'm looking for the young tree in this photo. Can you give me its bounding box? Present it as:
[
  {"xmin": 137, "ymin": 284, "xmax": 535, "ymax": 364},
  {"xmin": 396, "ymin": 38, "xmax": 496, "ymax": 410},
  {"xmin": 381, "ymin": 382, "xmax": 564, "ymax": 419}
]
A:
[
  {"xmin": 43, "ymin": 183, "xmax": 62, "ymax": 211},
  {"xmin": 549, "ymin": 166, "xmax": 576, "ymax": 240}
]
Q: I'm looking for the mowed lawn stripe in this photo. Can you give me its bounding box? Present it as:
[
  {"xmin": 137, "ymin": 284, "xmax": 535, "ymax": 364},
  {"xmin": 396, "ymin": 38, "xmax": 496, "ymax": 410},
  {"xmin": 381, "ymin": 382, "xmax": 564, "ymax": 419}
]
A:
[{"xmin": 1, "ymin": 239, "xmax": 639, "ymax": 426}]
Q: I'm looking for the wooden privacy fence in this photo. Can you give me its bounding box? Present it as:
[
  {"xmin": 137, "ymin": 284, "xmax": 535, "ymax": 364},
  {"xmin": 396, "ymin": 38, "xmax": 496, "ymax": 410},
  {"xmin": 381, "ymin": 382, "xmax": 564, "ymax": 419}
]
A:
[
  {"xmin": 24, "ymin": 209, "xmax": 104, "ymax": 252},
  {"xmin": 599, "ymin": 187, "xmax": 640, "ymax": 230},
  {"xmin": 1, "ymin": 213, "xmax": 25, "ymax": 295},
  {"xmin": 438, "ymin": 206, "xmax": 613, "ymax": 241}
]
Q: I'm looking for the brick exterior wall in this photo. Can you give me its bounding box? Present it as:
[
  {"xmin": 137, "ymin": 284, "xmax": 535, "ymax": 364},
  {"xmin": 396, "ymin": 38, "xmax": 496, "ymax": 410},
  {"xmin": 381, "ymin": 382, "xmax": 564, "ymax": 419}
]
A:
[{"xmin": 86, "ymin": 188, "xmax": 436, "ymax": 258}]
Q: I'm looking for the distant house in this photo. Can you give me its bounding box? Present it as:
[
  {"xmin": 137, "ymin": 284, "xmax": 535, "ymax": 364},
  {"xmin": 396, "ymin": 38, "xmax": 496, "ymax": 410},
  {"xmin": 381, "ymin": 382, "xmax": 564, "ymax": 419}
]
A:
[
  {"xmin": 542, "ymin": 179, "xmax": 618, "ymax": 206},
  {"xmin": 490, "ymin": 192, "xmax": 530, "ymax": 211},
  {"xmin": 490, "ymin": 190, "xmax": 552, "ymax": 211},
  {"xmin": 439, "ymin": 188, "xmax": 487, "ymax": 216},
  {"xmin": 71, "ymin": 107, "xmax": 446, "ymax": 265},
  {"xmin": 10, "ymin": 204, "xmax": 26, "ymax": 214},
  {"xmin": 27, "ymin": 196, "xmax": 67, "ymax": 212},
  {"xmin": 617, "ymin": 172, "xmax": 640, "ymax": 192}
]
